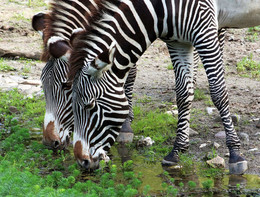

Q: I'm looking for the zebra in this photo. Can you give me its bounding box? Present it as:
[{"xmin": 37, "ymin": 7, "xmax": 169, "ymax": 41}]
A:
[{"xmin": 59, "ymin": 0, "xmax": 260, "ymax": 174}]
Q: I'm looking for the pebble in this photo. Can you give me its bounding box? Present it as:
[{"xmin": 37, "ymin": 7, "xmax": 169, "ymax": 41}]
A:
[
  {"xmin": 206, "ymin": 107, "xmax": 216, "ymax": 115},
  {"xmin": 199, "ymin": 143, "xmax": 207, "ymax": 149},
  {"xmin": 137, "ymin": 136, "xmax": 154, "ymax": 147},
  {"xmin": 189, "ymin": 128, "xmax": 199, "ymax": 137},
  {"xmin": 256, "ymin": 119, "xmax": 260, "ymax": 128},
  {"xmin": 213, "ymin": 142, "xmax": 220, "ymax": 149},
  {"xmin": 248, "ymin": 148, "xmax": 258, "ymax": 152},
  {"xmin": 206, "ymin": 155, "xmax": 225, "ymax": 168},
  {"xmin": 215, "ymin": 131, "xmax": 226, "ymax": 139},
  {"xmin": 238, "ymin": 132, "xmax": 249, "ymax": 142}
]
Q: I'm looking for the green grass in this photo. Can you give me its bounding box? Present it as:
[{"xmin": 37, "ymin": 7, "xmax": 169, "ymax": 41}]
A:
[
  {"xmin": 237, "ymin": 54, "xmax": 260, "ymax": 79},
  {"xmin": 0, "ymin": 58, "xmax": 16, "ymax": 72},
  {"xmin": 246, "ymin": 26, "xmax": 260, "ymax": 42}
]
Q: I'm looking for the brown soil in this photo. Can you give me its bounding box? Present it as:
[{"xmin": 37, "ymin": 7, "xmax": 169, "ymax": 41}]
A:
[{"xmin": 0, "ymin": 0, "xmax": 259, "ymax": 175}]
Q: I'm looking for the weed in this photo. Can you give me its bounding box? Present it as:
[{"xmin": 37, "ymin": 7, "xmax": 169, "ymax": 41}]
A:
[
  {"xmin": 188, "ymin": 181, "xmax": 197, "ymax": 190},
  {"xmin": 179, "ymin": 153, "xmax": 194, "ymax": 175},
  {"xmin": 202, "ymin": 179, "xmax": 214, "ymax": 190},
  {"xmin": 0, "ymin": 58, "xmax": 16, "ymax": 72},
  {"xmin": 237, "ymin": 54, "xmax": 260, "ymax": 79},
  {"xmin": 167, "ymin": 63, "xmax": 173, "ymax": 70}
]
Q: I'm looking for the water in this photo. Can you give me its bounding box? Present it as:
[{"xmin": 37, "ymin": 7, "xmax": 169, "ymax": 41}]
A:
[{"xmin": 110, "ymin": 144, "xmax": 260, "ymax": 196}]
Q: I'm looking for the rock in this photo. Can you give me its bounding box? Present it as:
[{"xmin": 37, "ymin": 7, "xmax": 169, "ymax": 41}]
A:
[
  {"xmin": 137, "ymin": 136, "xmax": 154, "ymax": 147},
  {"xmin": 248, "ymin": 148, "xmax": 258, "ymax": 152},
  {"xmin": 215, "ymin": 131, "xmax": 226, "ymax": 139},
  {"xmin": 256, "ymin": 119, "xmax": 260, "ymax": 128},
  {"xmin": 19, "ymin": 80, "xmax": 41, "ymax": 86},
  {"xmin": 189, "ymin": 128, "xmax": 199, "ymax": 137},
  {"xmin": 9, "ymin": 106, "xmax": 19, "ymax": 114},
  {"xmin": 199, "ymin": 143, "xmax": 207, "ymax": 149},
  {"xmin": 254, "ymin": 132, "xmax": 260, "ymax": 136},
  {"xmin": 206, "ymin": 156, "xmax": 225, "ymax": 168},
  {"xmin": 238, "ymin": 132, "xmax": 249, "ymax": 142},
  {"xmin": 225, "ymin": 153, "xmax": 230, "ymax": 157},
  {"xmin": 206, "ymin": 107, "xmax": 216, "ymax": 115},
  {"xmin": 165, "ymin": 110, "xmax": 178, "ymax": 116},
  {"xmin": 231, "ymin": 114, "xmax": 240, "ymax": 125},
  {"xmin": 213, "ymin": 142, "xmax": 220, "ymax": 149}
]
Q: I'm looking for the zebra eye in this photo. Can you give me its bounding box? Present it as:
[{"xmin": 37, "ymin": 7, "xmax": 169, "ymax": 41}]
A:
[{"xmin": 84, "ymin": 98, "xmax": 96, "ymax": 110}]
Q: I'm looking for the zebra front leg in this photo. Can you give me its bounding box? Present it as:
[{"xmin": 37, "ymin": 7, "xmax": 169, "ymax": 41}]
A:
[
  {"xmin": 117, "ymin": 65, "xmax": 137, "ymax": 143},
  {"xmin": 196, "ymin": 36, "xmax": 247, "ymax": 175},
  {"xmin": 162, "ymin": 42, "xmax": 194, "ymax": 165}
]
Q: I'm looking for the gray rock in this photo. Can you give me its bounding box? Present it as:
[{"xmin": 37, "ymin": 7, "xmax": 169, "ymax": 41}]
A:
[
  {"xmin": 137, "ymin": 136, "xmax": 154, "ymax": 147},
  {"xmin": 256, "ymin": 119, "xmax": 260, "ymax": 128},
  {"xmin": 206, "ymin": 107, "xmax": 216, "ymax": 115},
  {"xmin": 189, "ymin": 128, "xmax": 199, "ymax": 137},
  {"xmin": 215, "ymin": 131, "xmax": 226, "ymax": 139},
  {"xmin": 206, "ymin": 155, "xmax": 225, "ymax": 168},
  {"xmin": 248, "ymin": 148, "xmax": 258, "ymax": 152},
  {"xmin": 199, "ymin": 143, "xmax": 207, "ymax": 149},
  {"xmin": 238, "ymin": 132, "xmax": 249, "ymax": 142},
  {"xmin": 213, "ymin": 142, "xmax": 220, "ymax": 149}
]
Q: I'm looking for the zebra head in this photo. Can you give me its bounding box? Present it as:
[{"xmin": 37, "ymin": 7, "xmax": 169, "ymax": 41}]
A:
[
  {"xmin": 41, "ymin": 58, "xmax": 74, "ymax": 150},
  {"xmin": 33, "ymin": 12, "xmax": 75, "ymax": 150},
  {"xmin": 71, "ymin": 53, "xmax": 129, "ymax": 170}
]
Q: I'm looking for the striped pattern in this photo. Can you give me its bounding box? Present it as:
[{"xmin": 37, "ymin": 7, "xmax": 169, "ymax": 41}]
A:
[
  {"xmin": 64, "ymin": 0, "xmax": 241, "ymax": 168},
  {"xmin": 41, "ymin": 58, "xmax": 73, "ymax": 148}
]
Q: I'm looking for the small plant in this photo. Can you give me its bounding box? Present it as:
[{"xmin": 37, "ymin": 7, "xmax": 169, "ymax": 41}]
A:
[
  {"xmin": 0, "ymin": 58, "xmax": 16, "ymax": 72},
  {"xmin": 188, "ymin": 181, "xmax": 197, "ymax": 190},
  {"xmin": 178, "ymin": 153, "xmax": 194, "ymax": 175},
  {"xmin": 202, "ymin": 179, "xmax": 214, "ymax": 190},
  {"xmin": 237, "ymin": 54, "xmax": 260, "ymax": 79}
]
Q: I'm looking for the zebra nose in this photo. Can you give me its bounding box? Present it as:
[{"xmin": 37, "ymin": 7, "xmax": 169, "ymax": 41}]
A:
[
  {"xmin": 82, "ymin": 159, "xmax": 91, "ymax": 169},
  {"xmin": 53, "ymin": 140, "xmax": 60, "ymax": 149}
]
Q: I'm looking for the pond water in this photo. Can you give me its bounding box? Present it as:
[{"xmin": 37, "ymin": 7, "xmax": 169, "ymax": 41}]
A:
[
  {"xmin": 109, "ymin": 144, "xmax": 260, "ymax": 196},
  {"xmin": 31, "ymin": 128, "xmax": 259, "ymax": 196}
]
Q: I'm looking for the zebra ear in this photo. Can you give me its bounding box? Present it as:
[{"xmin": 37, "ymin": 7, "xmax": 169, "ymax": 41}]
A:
[
  {"xmin": 48, "ymin": 36, "xmax": 72, "ymax": 60},
  {"xmin": 94, "ymin": 43, "xmax": 116, "ymax": 70},
  {"xmin": 32, "ymin": 12, "xmax": 47, "ymax": 38}
]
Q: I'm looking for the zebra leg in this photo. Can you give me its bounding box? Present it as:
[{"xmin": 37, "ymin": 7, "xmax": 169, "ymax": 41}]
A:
[
  {"xmin": 117, "ymin": 65, "xmax": 136, "ymax": 143},
  {"xmin": 195, "ymin": 36, "xmax": 247, "ymax": 175},
  {"xmin": 162, "ymin": 42, "xmax": 195, "ymax": 165},
  {"xmin": 192, "ymin": 28, "xmax": 226, "ymax": 86}
]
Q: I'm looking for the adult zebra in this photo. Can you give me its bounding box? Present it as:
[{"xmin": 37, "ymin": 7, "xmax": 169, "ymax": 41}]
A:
[{"xmin": 62, "ymin": 0, "xmax": 260, "ymax": 174}]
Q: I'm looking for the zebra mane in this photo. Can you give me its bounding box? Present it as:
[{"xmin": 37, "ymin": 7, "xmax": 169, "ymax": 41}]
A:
[
  {"xmin": 67, "ymin": 0, "xmax": 120, "ymax": 81},
  {"xmin": 42, "ymin": 0, "xmax": 107, "ymax": 61}
]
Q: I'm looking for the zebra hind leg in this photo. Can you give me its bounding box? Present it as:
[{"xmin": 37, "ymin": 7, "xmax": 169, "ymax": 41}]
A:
[
  {"xmin": 162, "ymin": 42, "xmax": 195, "ymax": 166},
  {"xmin": 117, "ymin": 65, "xmax": 136, "ymax": 143},
  {"xmin": 196, "ymin": 36, "xmax": 247, "ymax": 175}
]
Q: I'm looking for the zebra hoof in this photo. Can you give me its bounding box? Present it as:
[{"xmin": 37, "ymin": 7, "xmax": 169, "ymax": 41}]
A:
[
  {"xmin": 229, "ymin": 151, "xmax": 248, "ymax": 175},
  {"xmin": 117, "ymin": 132, "xmax": 134, "ymax": 143},
  {"xmin": 161, "ymin": 151, "xmax": 179, "ymax": 166},
  {"xmin": 117, "ymin": 117, "xmax": 134, "ymax": 143},
  {"xmin": 229, "ymin": 161, "xmax": 248, "ymax": 175}
]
